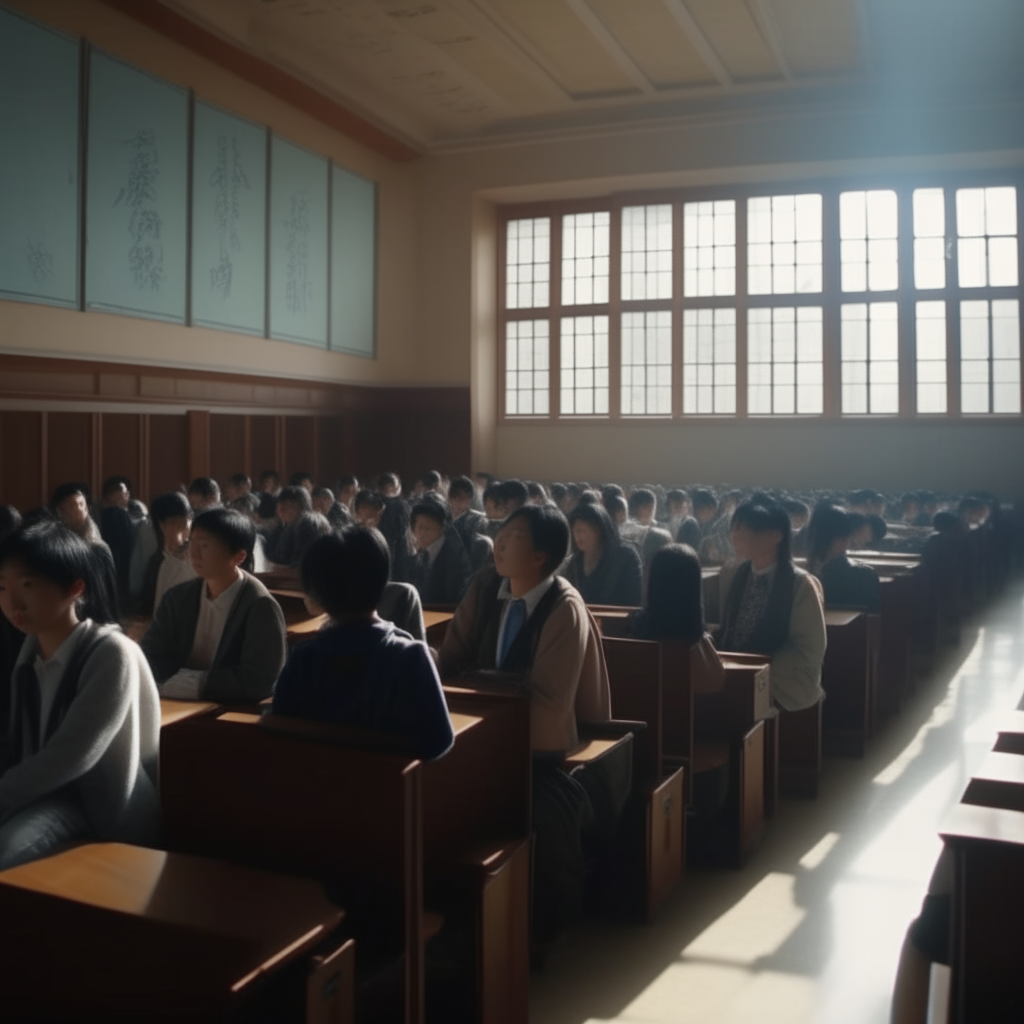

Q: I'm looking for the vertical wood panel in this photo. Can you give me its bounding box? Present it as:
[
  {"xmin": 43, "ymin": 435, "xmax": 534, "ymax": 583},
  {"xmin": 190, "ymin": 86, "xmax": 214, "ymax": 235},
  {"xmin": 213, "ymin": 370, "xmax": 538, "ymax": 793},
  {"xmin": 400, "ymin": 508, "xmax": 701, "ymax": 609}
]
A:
[
  {"xmin": 250, "ymin": 416, "xmax": 278, "ymax": 481},
  {"xmin": 210, "ymin": 414, "xmax": 247, "ymax": 487},
  {"xmin": 319, "ymin": 416, "xmax": 345, "ymax": 487},
  {"xmin": 186, "ymin": 409, "xmax": 211, "ymax": 483},
  {"xmin": 47, "ymin": 412, "xmax": 93, "ymax": 500},
  {"xmin": 100, "ymin": 413, "xmax": 143, "ymax": 498},
  {"xmin": 0, "ymin": 411, "xmax": 44, "ymax": 512},
  {"xmin": 148, "ymin": 415, "xmax": 189, "ymax": 498},
  {"xmin": 284, "ymin": 416, "xmax": 315, "ymax": 483}
]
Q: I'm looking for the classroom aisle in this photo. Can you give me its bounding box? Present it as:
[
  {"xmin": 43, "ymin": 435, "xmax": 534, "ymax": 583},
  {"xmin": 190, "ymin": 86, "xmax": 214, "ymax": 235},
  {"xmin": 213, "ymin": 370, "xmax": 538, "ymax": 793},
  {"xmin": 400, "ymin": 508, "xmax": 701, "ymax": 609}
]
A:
[{"xmin": 531, "ymin": 584, "xmax": 1024, "ymax": 1024}]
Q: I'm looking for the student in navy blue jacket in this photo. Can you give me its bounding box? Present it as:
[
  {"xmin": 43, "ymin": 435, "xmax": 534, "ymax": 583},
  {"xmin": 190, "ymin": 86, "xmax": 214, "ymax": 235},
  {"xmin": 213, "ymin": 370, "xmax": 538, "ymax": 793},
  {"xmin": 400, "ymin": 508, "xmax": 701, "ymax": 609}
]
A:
[
  {"xmin": 272, "ymin": 526, "xmax": 454, "ymax": 761},
  {"xmin": 395, "ymin": 494, "xmax": 474, "ymax": 606}
]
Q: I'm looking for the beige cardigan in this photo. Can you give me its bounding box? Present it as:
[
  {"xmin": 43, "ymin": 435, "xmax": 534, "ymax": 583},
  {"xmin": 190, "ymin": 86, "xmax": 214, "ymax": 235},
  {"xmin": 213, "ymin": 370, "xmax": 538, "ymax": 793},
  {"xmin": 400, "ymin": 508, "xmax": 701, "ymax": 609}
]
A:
[{"xmin": 438, "ymin": 573, "xmax": 612, "ymax": 752}]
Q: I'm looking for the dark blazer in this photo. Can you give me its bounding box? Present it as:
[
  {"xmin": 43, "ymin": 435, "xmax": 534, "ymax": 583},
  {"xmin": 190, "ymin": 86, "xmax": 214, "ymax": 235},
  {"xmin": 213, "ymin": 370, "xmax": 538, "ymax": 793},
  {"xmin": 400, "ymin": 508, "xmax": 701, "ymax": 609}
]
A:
[
  {"xmin": 141, "ymin": 572, "xmax": 287, "ymax": 702},
  {"xmin": 378, "ymin": 581, "xmax": 426, "ymax": 641},
  {"xmin": 99, "ymin": 506, "xmax": 136, "ymax": 599},
  {"xmin": 465, "ymin": 531, "xmax": 494, "ymax": 573},
  {"xmin": 817, "ymin": 555, "xmax": 881, "ymax": 612},
  {"xmin": 560, "ymin": 543, "xmax": 644, "ymax": 606},
  {"xmin": 396, "ymin": 528, "xmax": 474, "ymax": 606},
  {"xmin": 264, "ymin": 512, "xmax": 331, "ymax": 567},
  {"xmin": 454, "ymin": 509, "xmax": 489, "ymax": 549}
]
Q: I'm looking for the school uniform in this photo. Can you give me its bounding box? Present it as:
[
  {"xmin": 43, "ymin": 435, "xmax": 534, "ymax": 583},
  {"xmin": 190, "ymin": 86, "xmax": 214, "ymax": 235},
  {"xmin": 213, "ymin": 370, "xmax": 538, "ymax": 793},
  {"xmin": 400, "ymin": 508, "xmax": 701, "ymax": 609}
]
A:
[
  {"xmin": 464, "ymin": 530, "xmax": 494, "ymax": 573},
  {"xmin": 141, "ymin": 571, "xmax": 286, "ymax": 702},
  {"xmin": 324, "ymin": 501, "xmax": 352, "ymax": 529},
  {"xmin": 264, "ymin": 512, "xmax": 332, "ymax": 568},
  {"xmin": 228, "ymin": 493, "xmax": 261, "ymax": 517},
  {"xmin": 395, "ymin": 527, "xmax": 473, "ymax": 606},
  {"xmin": 139, "ymin": 546, "xmax": 197, "ymax": 618},
  {"xmin": 620, "ymin": 521, "xmax": 673, "ymax": 576},
  {"xmin": 675, "ymin": 516, "xmax": 703, "ymax": 550},
  {"xmin": 560, "ymin": 543, "xmax": 644, "ymax": 607},
  {"xmin": 454, "ymin": 508, "xmax": 489, "ymax": 548},
  {"xmin": 815, "ymin": 554, "xmax": 881, "ymax": 612},
  {"xmin": 716, "ymin": 560, "xmax": 827, "ymax": 712},
  {"xmin": 99, "ymin": 505, "xmax": 136, "ymax": 601},
  {"xmin": 378, "ymin": 496, "xmax": 412, "ymax": 559},
  {"xmin": 272, "ymin": 619, "xmax": 454, "ymax": 761},
  {"xmin": 0, "ymin": 621, "xmax": 160, "ymax": 869},
  {"xmin": 378, "ymin": 581, "xmax": 426, "ymax": 642}
]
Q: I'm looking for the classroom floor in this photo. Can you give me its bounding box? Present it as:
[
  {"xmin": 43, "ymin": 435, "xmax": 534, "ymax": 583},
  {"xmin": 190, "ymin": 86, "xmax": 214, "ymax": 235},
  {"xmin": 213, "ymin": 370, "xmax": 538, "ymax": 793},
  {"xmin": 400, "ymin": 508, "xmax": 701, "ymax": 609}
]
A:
[{"xmin": 531, "ymin": 582, "xmax": 1024, "ymax": 1024}]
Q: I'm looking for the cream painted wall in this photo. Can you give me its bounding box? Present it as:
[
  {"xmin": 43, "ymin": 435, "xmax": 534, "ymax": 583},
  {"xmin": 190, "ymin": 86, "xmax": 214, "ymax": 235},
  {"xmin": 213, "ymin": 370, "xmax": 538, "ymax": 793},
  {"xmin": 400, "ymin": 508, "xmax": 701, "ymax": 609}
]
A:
[
  {"xmin": 0, "ymin": 0, "xmax": 454, "ymax": 386},
  {"xmin": 418, "ymin": 88, "xmax": 1024, "ymax": 495}
]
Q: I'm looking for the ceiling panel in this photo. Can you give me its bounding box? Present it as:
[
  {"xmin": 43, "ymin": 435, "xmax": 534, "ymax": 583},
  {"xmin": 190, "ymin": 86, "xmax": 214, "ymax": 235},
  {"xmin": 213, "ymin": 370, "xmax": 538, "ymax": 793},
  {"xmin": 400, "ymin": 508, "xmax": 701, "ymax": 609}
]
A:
[
  {"xmin": 770, "ymin": 0, "xmax": 862, "ymax": 77},
  {"xmin": 586, "ymin": 0, "xmax": 717, "ymax": 88},
  {"xmin": 685, "ymin": 0, "xmax": 783, "ymax": 82}
]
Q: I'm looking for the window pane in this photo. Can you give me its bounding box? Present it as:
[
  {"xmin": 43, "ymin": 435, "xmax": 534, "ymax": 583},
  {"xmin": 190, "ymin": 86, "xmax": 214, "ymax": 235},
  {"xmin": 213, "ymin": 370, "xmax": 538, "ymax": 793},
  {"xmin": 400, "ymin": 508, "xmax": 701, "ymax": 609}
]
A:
[
  {"xmin": 505, "ymin": 320, "xmax": 549, "ymax": 415},
  {"xmin": 915, "ymin": 300, "xmax": 947, "ymax": 414},
  {"xmin": 841, "ymin": 302, "xmax": 898, "ymax": 415},
  {"xmin": 683, "ymin": 200, "xmax": 735, "ymax": 297},
  {"xmin": 913, "ymin": 188, "xmax": 946, "ymax": 289},
  {"xmin": 560, "ymin": 315, "xmax": 609, "ymax": 415},
  {"xmin": 622, "ymin": 204, "xmax": 673, "ymax": 300},
  {"xmin": 621, "ymin": 310, "xmax": 672, "ymax": 415},
  {"xmin": 957, "ymin": 186, "xmax": 1018, "ymax": 287},
  {"xmin": 747, "ymin": 194, "xmax": 822, "ymax": 295},
  {"xmin": 841, "ymin": 190, "xmax": 898, "ymax": 293},
  {"xmin": 683, "ymin": 308, "xmax": 736, "ymax": 414},
  {"xmin": 562, "ymin": 212, "xmax": 609, "ymax": 306},
  {"xmin": 747, "ymin": 306, "xmax": 823, "ymax": 415},
  {"xmin": 505, "ymin": 218, "xmax": 550, "ymax": 309},
  {"xmin": 959, "ymin": 299, "xmax": 1021, "ymax": 413}
]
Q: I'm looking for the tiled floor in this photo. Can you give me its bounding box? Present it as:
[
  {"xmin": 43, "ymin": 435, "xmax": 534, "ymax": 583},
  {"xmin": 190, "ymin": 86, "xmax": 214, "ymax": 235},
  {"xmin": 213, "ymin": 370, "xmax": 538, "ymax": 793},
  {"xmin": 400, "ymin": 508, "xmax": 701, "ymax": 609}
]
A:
[{"xmin": 531, "ymin": 584, "xmax": 1024, "ymax": 1024}]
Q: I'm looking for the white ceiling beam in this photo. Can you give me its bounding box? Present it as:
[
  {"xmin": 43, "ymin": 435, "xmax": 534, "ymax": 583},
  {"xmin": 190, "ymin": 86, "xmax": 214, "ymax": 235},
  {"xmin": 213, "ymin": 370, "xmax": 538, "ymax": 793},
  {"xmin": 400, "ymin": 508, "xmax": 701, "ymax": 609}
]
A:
[
  {"xmin": 660, "ymin": 0, "xmax": 734, "ymax": 87},
  {"xmin": 746, "ymin": 0, "xmax": 794, "ymax": 81},
  {"xmin": 561, "ymin": 0, "xmax": 657, "ymax": 96},
  {"xmin": 456, "ymin": 0, "xmax": 576, "ymax": 105}
]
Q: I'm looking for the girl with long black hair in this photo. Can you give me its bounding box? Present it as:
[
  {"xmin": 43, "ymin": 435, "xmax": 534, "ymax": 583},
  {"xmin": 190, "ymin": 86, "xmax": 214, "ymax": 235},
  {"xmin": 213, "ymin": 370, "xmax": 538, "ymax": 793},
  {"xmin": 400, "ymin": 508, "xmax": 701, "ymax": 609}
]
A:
[{"xmin": 561, "ymin": 502, "xmax": 643, "ymax": 606}]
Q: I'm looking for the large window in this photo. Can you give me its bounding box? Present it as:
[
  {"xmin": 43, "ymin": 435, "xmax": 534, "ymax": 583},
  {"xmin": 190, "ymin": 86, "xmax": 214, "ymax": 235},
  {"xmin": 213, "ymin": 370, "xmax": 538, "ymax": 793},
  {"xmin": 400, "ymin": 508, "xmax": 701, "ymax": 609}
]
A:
[{"xmin": 500, "ymin": 176, "xmax": 1022, "ymax": 420}]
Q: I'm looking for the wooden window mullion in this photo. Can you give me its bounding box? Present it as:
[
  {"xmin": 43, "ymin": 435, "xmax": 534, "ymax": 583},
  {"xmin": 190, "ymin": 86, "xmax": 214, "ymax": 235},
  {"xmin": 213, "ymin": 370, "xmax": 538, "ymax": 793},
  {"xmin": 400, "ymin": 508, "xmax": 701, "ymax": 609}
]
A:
[{"xmin": 551, "ymin": 215, "xmax": 563, "ymax": 419}]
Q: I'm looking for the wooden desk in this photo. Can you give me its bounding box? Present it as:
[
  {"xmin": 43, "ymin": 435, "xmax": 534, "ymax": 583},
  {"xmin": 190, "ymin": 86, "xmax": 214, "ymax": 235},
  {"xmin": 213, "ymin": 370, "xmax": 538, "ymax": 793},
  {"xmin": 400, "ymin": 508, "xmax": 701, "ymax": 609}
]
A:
[
  {"xmin": 159, "ymin": 698, "xmax": 219, "ymax": 730},
  {"xmin": 821, "ymin": 609, "xmax": 873, "ymax": 757},
  {"xmin": 962, "ymin": 751, "xmax": 1024, "ymax": 813},
  {"xmin": 0, "ymin": 842, "xmax": 349, "ymax": 1022},
  {"xmin": 994, "ymin": 710, "xmax": 1024, "ymax": 754},
  {"xmin": 424, "ymin": 609, "xmax": 454, "ymax": 646}
]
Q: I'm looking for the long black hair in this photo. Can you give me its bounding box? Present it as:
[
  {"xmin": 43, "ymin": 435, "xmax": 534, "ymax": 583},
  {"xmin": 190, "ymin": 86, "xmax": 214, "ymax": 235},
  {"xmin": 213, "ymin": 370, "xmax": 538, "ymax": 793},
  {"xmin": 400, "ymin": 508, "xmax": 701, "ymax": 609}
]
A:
[
  {"xmin": 633, "ymin": 544, "xmax": 705, "ymax": 643},
  {"xmin": 805, "ymin": 502, "xmax": 853, "ymax": 574},
  {"xmin": 568, "ymin": 501, "xmax": 620, "ymax": 558},
  {"xmin": 0, "ymin": 520, "xmax": 120, "ymax": 625},
  {"xmin": 730, "ymin": 492, "xmax": 792, "ymax": 567},
  {"xmin": 149, "ymin": 490, "xmax": 193, "ymax": 549}
]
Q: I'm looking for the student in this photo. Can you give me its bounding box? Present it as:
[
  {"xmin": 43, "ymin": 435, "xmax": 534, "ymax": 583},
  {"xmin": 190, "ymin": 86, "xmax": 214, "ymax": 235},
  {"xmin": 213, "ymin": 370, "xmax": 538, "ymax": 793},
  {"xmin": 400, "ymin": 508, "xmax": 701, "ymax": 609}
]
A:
[
  {"xmin": 805, "ymin": 503, "xmax": 881, "ymax": 612},
  {"xmin": 225, "ymin": 474, "xmax": 260, "ymax": 517},
  {"xmin": 666, "ymin": 489, "xmax": 692, "ymax": 537},
  {"xmin": 334, "ymin": 475, "xmax": 359, "ymax": 510},
  {"xmin": 264, "ymin": 486, "xmax": 332, "ymax": 568},
  {"xmin": 258, "ymin": 470, "xmax": 281, "ymax": 497},
  {"xmin": 187, "ymin": 477, "xmax": 221, "ymax": 511},
  {"xmin": 98, "ymin": 476, "xmax": 136, "ymax": 602},
  {"xmin": 605, "ymin": 494, "xmax": 628, "ymax": 527},
  {"xmin": 561, "ymin": 503, "xmax": 644, "ymax": 607},
  {"xmin": 448, "ymin": 475, "xmax": 488, "ymax": 542},
  {"xmin": 418, "ymin": 469, "xmax": 446, "ymax": 497},
  {"xmin": 396, "ymin": 494, "xmax": 473, "ymax": 605},
  {"xmin": 272, "ymin": 528, "xmax": 454, "ymax": 760},
  {"xmin": 600, "ymin": 484, "xmax": 625, "ymax": 512},
  {"xmin": 290, "ymin": 471, "xmax": 315, "ymax": 493},
  {"xmin": 715, "ymin": 494, "xmax": 827, "ymax": 711},
  {"xmin": 51, "ymin": 483, "xmax": 107, "ymax": 553},
  {"xmin": 0, "ymin": 506, "xmax": 22, "ymax": 543},
  {"xmin": 376, "ymin": 473, "xmax": 412, "ymax": 559},
  {"xmin": 312, "ymin": 486, "xmax": 352, "ymax": 528},
  {"xmin": 139, "ymin": 491, "xmax": 196, "ymax": 617},
  {"xmin": 0, "ymin": 521, "xmax": 160, "ymax": 869},
  {"xmin": 141, "ymin": 507, "xmax": 286, "ymax": 702},
  {"xmin": 354, "ymin": 488, "xmax": 386, "ymax": 529},
  {"xmin": 549, "ymin": 483, "xmax": 569, "ymax": 512},
  {"xmin": 620, "ymin": 488, "xmax": 673, "ymax": 576},
  {"xmin": 630, "ymin": 544, "xmax": 726, "ymax": 693},
  {"xmin": 438, "ymin": 504, "xmax": 611, "ymax": 942}
]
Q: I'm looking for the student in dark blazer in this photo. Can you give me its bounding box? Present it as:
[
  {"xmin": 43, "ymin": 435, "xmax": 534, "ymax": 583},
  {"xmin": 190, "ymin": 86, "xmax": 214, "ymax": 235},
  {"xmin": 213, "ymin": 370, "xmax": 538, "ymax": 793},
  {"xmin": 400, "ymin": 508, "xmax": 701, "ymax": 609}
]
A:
[
  {"xmin": 396, "ymin": 494, "xmax": 473, "ymax": 605},
  {"xmin": 263, "ymin": 486, "xmax": 332, "ymax": 568},
  {"xmin": 312, "ymin": 487, "xmax": 352, "ymax": 529},
  {"xmin": 448, "ymin": 475, "xmax": 489, "ymax": 547},
  {"xmin": 560, "ymin": 502, "xmax": 643, "ymax": 606},
  {"xmin": 805, "ymin": 502, "xmax": 881, "ymax": 612},
  {"xmin": 376, "ymin": 473, "xmax": 412, "ymax": 560},
  {"xmin": 141, "ymin": 507, "xmax": 286, "ymax": 703}
]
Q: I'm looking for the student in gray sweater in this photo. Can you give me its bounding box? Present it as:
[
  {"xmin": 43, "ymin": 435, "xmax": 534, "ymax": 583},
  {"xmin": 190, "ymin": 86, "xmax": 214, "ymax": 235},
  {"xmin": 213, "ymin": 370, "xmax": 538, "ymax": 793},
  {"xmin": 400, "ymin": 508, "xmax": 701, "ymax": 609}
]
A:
[{"xmin": 0, "ymin": 521, "xmax": 160, "ymax": 870}]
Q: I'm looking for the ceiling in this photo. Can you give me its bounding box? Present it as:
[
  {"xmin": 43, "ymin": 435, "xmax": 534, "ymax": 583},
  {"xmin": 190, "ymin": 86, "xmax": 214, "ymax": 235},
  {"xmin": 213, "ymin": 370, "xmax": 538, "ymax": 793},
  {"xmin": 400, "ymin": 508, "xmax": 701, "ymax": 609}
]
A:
[{"xmin": 157, "ymin": 0, "xmax": 1024, "ymax": 152}]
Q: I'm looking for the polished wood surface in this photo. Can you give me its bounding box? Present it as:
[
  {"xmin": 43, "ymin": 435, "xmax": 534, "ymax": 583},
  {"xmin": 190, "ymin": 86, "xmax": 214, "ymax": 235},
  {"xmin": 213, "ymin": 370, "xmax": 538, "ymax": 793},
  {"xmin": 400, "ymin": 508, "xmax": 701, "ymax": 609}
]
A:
[{"xmin": 159, "ymin": 699, "xmax": 219, "ymax": 729}]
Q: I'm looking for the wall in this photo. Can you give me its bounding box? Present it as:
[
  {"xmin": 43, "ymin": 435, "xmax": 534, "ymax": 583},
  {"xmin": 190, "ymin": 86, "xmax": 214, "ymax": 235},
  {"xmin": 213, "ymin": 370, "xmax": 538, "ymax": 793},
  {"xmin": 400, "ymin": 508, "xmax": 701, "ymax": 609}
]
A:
[{"xmin": 418, "ymin": 85, "xmax": 1024, "ymax": 499}]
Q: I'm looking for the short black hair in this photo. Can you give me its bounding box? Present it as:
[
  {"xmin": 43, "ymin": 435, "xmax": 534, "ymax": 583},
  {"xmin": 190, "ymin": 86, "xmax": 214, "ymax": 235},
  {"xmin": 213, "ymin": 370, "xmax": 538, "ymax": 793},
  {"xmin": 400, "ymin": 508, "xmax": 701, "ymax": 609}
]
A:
[
  {"xmin": 628, "ymin": 488, "xmax": 656, "ymax": 516},
  {"xmin": 312, "ymin": 486, "xmax": 334, "ymax": 502},
  {"xmin": 149, "ymin": 491, "xmax": 193, "ymax": 547},
  {"xmin": 782, "ymin": 498, "xmax": 810, "ymax": 518},
  {"xmin": 336, "ymin": 475, "xmax": 358, "ymax": 490},
  {"xmin": 0, "ymin": 519, "xmax": 119, "ymax": 624},
  {"xmin": 187, "ymin": 477, "xmax": 221, "ymax": 503},
  {"xmin": 0, "ymin": 505, "xmax": 22, "ymax": 543},
  {"xmin": 354, "ymin": 489, "xmax": 385, "ymax": 512},
  {"xmin": 102, "ymin": 475, "xmax": 131, "ymax": 497},
  {"xmin": 256, "ymin": 492, "xmax": 278, "ymax": 520},
  {"xmin": 277, "ymin": 485, "xmax": 313, "ymax": 512},
  {"xmin": 576, "ymin": 489, "xmax": 601, "ymax": 506},
  {"xmin": 448, "ymin": 475, "xmax": 475, "ymax": 500},
  {"xmin": 51, "ymin": 481, "xmax": 90, "ymax": 507},
  {"xmin": 230, "ymin": 473, "xmax": 251, "ymax": 488},
  {"xmin": 503, "ymin": 505, "xmax": 570, "ymax": 577},
  {"xmin": 290, "ymin": 471, "xmax": 314, "ymax": 486},
  {"xmin": 601, "ymin": 484, "xmax": 624, "ymax": 503},
  {"xmin": 497, "ymin": 479, "xmax": 529, "ymax": 510},
  {"xmin": 190, "ymin": 507, "xmax": 256, "ymax": 569},
  {"xmin": 301, "ymin": 526, "xmax": 390, "ymax": 618},
  {"xmin": 482, "ymin": 481, "xmax": 502, "ymax": 505},
  {"xmin": 259, "ymin": 470, "xmax": 280, "ymax": 486},
  {"xmin": 666, "ymin": 489, "xmax": 689, "ymax": 505},
  {"xmin": 866, "ymin": 514, "xmax": 888, "ymax": 543},
  {"xmin": 378, "ymin": 472, "xmax": 401, "ymax": 491},
  {"xmin": 526, "ymin": 481, "xmax": 548, "ymax": 502},
  {"xmin": 932, "ymin": 511, "xmax": 963, "ymax": 534},
  {"xmin": 550, "ymin": 483, "xmax": 568, "ymax": 502},
  {"xmin": 410, "ymin": 493, "xmax": 452, "ymax": 529},
  {"xmin": 422, "ymin": 470, "xmax": 442, "ymax": 489},
  {"xmin": 607, "ymin": 495, "xmax": 628, "ymax": 518},
  {"xmin": 691, "ymin": 489, "xmax": 718, "ymax": 513}
]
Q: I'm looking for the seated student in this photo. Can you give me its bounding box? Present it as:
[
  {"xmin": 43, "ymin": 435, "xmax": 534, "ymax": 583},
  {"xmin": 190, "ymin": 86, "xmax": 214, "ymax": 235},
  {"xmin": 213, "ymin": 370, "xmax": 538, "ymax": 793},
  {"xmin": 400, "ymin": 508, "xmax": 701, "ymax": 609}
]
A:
[
  {"xmin": 549, "ymin": 482, "xmax": 569, "ymax": 513},
  {"xmin": 272, "ymin": 529, "xmax": 454, "ymax": 760},
  {"xmin": 605, "ymin": 494, "xmax": 628, "ymax": 528},
  {"xmin": 142, "ymin": 507, "xmax": 286, "ymax": 702},
  {"xmin": 715, "ymin": 494, "xmax": 826, "ymax": 711},
  {"xmin": 525, "ymin": 481, "xmax": 551, "ymax": 506},
  {"xmin": 334, "ymin": 475, "xmax": 359, "ymax": 510},
  {"xmin": 417, "ymin": 469, "xmax": 446, "ymax": 498},
  {"xmin": 139, "ymin": 491, "xmax": 196, "ymax": 617},
  {"xmin": 312, "ymin": 486, "xmax": 352, "ymax": 528},
  {"xmin": 225, "ymin": 474, "xmax": 260, "ymax": 517},
  {"xmin": 482, "ymin": 480, "xmax": 504, "ymax": 530},
  {"xmin": 396, "ymin": 494, "xmax": 473, "ymax": 606},
  {"xmin": 561, "ymin": 503, "xmax": 644, "ymax": 607},
  {"xmin": 186, "ymin": 477, "xmax": 221, "ymax": 512},
  {"xmin": 258, "ymin": 469, "xmax": 281, "ymax": 498},
  {"xmin": 666, "ymin": 489, "xmax": 692, "ymax": 537},
  {"xmin": 448, "ymin": 476, "xmax": 493, "ymax": 572},
  {"xmin": 600, "ymin": 484, "xmax": 625, "ymax": 511},
  {"xmin": 620, "ymin": 489, "xmax": 673, "ymax": 576},
  {"xmin": 701, "ymin": 489, "xmax": 743, "ymax": 566},
  {"xmin": 630, "ymin": 544, "xmax": 726, "ymax": 693},
  {"xmin": 805, "ymin": 503, "xmax": 881, "ymax": 612},
  {"xmin": 0, "ymin": 521, "xmax": 160, "ymax": 869},
  {"xmin": 353, "ymin": 488, "xmax": 386, "ymax": 530},
  {"xmin": 684, "ymin": 488, "xmax": 719, "ymax": 551},
  {"xmin": 290, "ymin": 471, "xmax": 315, "ymax": 494},
  {"xmin": 376, "ymin": 473, "xmax": 412, "ymax": 559},
  {"xmin": 98, "ymin": 476, "xmax": 136, "ymax": 602},
  {"xmin": 52, "ymin": 483, "xmax": 107, "ymax": 554},
  {"xmin": 264, "ymin": 486, "xmax": 332, "ymax": 568}
]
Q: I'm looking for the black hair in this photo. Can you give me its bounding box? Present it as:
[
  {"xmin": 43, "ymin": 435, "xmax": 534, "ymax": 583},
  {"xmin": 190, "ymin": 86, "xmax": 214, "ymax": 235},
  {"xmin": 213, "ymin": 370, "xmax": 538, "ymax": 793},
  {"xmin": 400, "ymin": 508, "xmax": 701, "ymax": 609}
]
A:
[
  {"xmin": 51, "ymin": 481, "xmax": 90, "ymax": 508},
  {"xmin": 606, "ymin": 495, "xmax": 628, "ymax": 519},
  {"xmin": 102, "ymin": 475, "xmax": 131, "ymax": 498},
  {"xmin": 549, "ymin": 483, "xmax": 568, "ymax": 502},
  {"xmin": 666, "ymin": 489, "xmax": 689, "ymax": 505},
  {"xmin": 781, "ymin": 498, "xmax": 810, "ymax": 519},
  {"xmin": 421, "ymin": 470, "xmax": 442, "ymax": 489},
  {"xmin": 0, "ymin": 505, "xmax": 23, "ymax": 544},
  {"xmin": 497, "ymin": 479, "xmax": 529, "ymax": 510},
  {"xmin": 731, "ymin": 493, "xmax": 792, "ymax": 566},
  {"xmin": 633, "ymin": 544, "xmax": 705, "ymax": 643},
  {"xmin": 277, "ymin": 485, "xmax": 313, "ymax": 513},
  {"xmin": 290, "ymin": 471, "xmax": 314, "ymax": 486},
  {"xmin": 301, "ymin": 526, "xmax": 390, "ymax": 619},
  {"xmin": 805, "ymin": 503, "xmax": 853, "ymax": 574},
  {"xmin": 149, "ymin": 491, "xmax": 193, "ymax": 548},
  {"xmin": 846, "ymin": 511, "xmax": 868, "ymax": 539},
  {"xmin": 448, "ymin": 475, "xmax": 475, "ymax": 500},
  {"xmin": 190, "ymin": 507, "xmax": 256, "ymax": 571},
  {"xmin": 566, "ymin": 483, "xmax": 584, "ymax": 499},
  {"xmin": 628, "ymin": 488, "xmax": 656, "ymax": 517},
  {"xmin": 378, "ymin": 472, "xmax": 401, "ymax": 491},
  {"xmin": 691, "ymin": 488, "xmax": 718, "ymax": 513},
  {"xmin": 410, "ymin": 493, "xmax": 452, "ymax": 529},
  {"xmin": 526, "ymin": 481, "xmax": 548, "ymax": 502},
  {"xmin": 336, "ymin": 475, "xmax": 359, "ymax": 490},
  {"xmin": 576, "ymin": 489, "xmax": 601, "ymax": 506},
  {"xmin": 601, "ymin": 484, "xmax": 624, "ymax": 503},
  {"xmin": 256, "ymin": 492, "xmax": 278, "ymax": 520},
  {"xmin": 354, "ymin": 489, "xmax": 385, "ymax": 512},
  {"xmin": 568, "ymin": 501, "xmax": 620, "ymax": 555},
  {"xmin": 259, "ymin": 469, "xmax": 280, "ymax": 486},
  {"xmin": 230, "ymin": 473, "xmax": 251, "ymax": 488},
  {"xmin": 0, "ymin": 520, "xmax": 120, "ymax": 624},
  {"xmin": 503, "ymin": 505, "xmax": 570, "ymax": 577},
  {"xmin": 933, "ymin": 511, "xmax": 964, "ymax": 535},
  {"xmin": 866, "ymin": 514, "xmax": 888, "ymax": 544},
  {"xmin": 474, "ymin": 472, "xmax": 495, "ymax": 486},
  {"xmin": 312, "ymin": 486, "xmax": 335, "ymax": 503},
  {"xmin": 187, "ymin": 477, "xmax": 221, "ymax": 503}
]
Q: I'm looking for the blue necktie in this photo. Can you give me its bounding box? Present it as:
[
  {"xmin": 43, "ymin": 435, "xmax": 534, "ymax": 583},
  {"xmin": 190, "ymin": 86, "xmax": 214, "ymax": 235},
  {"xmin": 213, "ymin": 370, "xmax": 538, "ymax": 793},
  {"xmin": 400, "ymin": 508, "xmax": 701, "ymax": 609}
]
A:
[{"xmin": 499, "ymin": 598, "xmax": 527, "ymax": 669}]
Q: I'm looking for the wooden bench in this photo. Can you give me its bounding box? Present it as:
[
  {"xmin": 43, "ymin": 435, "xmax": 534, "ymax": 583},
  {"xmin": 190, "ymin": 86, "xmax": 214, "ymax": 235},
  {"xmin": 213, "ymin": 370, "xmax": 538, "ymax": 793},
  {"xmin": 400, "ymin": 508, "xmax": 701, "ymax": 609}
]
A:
[
  {"xmin": 961, "ymin": 751, "xmax": 1024, "ymax": 813},
  {"xmin": 160, "ymin": 711, "xmax": 426, "ymax": 1024},
  {"xmin": 993, "ymin": 710, "xmax": 1024, "ymax": 755},
  {"xmin": 159, "ymin": 697, "xmax": 219, "ymax": 730},
  {"xmin": 0, "ymin": 842, "xmax": 352, "ymax": 1022},
  {"xmin": 821, "ymin": 609, "xmax": 873, "ymax": 757}
]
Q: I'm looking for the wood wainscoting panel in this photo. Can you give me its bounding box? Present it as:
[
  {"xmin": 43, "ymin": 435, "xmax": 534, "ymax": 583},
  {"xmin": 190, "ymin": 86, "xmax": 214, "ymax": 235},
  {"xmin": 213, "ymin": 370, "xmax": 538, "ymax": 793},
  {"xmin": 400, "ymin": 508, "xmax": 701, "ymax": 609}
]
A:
[
  {"xmin": 46, "ymin": 412, "xmax": 95, "ymax": 502},
  {"xmin": 148, "ymin": 415, "xmax": 189, "ymax": 500},
  {"xmin": 0, "ymin": 411, "xmax": 44, "ymax": 512}
]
